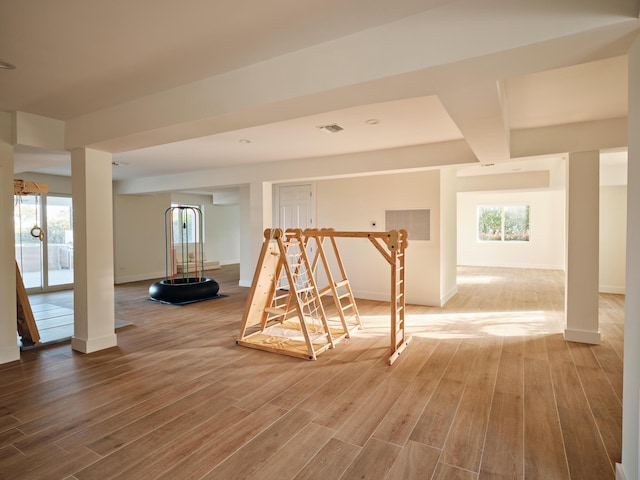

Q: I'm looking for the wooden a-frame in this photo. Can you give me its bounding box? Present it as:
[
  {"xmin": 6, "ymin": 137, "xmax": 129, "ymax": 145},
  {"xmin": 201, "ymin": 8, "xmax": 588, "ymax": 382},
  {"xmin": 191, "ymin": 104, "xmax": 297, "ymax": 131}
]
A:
[
  {"xmin": 236, "ymin": 228, "xmax": 338, "ymax": 360},
  {"xmin": 16, "ymin": 261, "xmax": 40, "ymax": 346},
  {"xmin": 14, "ymin": 179, "xmax": 48, "ymax": 346},
  {"xmin": 237, "ymin": 227, "xmax": 410, "ymax": 365}
]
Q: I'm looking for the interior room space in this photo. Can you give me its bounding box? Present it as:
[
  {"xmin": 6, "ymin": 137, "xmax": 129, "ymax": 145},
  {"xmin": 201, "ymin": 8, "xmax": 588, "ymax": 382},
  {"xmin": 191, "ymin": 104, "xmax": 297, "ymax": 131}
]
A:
[{"xmin": 1, "ymin": 1, "xmax": 639, "ymax": 479}]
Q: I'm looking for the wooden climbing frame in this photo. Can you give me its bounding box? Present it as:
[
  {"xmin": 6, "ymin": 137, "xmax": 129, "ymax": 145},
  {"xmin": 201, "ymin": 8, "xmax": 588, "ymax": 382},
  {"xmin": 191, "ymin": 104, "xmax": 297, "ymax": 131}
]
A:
[{"xmin": 236, "ymin": 227, "xmax": 410, "ymax": 365}]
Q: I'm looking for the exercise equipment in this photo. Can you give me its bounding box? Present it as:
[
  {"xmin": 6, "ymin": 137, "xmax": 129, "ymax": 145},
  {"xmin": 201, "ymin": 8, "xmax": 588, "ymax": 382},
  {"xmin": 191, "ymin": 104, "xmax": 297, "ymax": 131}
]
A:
[
  {"xmin": 149, "ymin": 206, "xmax": 220, "ymax": 304},
  {"xmin": 237, "ymin": 227, "xmax": 410, "ymax": 365}
]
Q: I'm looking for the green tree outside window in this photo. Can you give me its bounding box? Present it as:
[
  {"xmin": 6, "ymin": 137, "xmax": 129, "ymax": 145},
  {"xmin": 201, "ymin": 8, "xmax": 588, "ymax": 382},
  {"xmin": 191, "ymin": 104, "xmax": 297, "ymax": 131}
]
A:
[{"xmin": 478, "ymin": 205, "xmax": 529, "ymax": 242}]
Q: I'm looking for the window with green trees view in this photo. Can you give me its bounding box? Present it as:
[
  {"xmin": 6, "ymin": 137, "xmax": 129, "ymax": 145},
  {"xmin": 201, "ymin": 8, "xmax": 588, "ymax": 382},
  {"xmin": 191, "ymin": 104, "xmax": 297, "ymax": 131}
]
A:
[{"xmin": 478, "ymin": 205, "xmax": 530, "ymax": 242}]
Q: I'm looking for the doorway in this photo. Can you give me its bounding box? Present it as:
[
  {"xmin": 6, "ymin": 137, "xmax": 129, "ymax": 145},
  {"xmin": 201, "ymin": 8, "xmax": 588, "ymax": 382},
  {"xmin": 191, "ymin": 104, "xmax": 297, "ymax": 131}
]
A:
[
  {"xmin": 276, "ymin": 183, "xmax": 314, "ymax": 230},
  {"xmin": 276, "ymin": 183, "xmax": 315, "ymax": 287},
  {"xmin": 14, "ymin": 194, "xmax": 74, "ymax": 292}
]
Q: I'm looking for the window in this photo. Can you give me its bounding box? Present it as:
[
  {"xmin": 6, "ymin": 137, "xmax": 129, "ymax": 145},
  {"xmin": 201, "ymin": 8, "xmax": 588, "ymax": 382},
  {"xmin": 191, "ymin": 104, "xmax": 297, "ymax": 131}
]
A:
[
  {"xmin": 478, "ymin": 205, "xmax": 529, "ymax": 242},
  {"xmin": 170, "ymin": 204, "xmax": 204, "ymax": 244}
]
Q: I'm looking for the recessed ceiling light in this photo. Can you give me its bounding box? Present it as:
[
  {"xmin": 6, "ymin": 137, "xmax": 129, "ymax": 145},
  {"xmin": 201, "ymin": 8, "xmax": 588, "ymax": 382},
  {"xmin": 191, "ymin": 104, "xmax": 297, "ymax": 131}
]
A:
[
  {"xmin": 0, "ymin": 59, "xmax": 16, "ymax": 69},
  {"xmin": 365, "ymin": 119, "xmax": 380, "ymax": 125},
  {"xmin": 239, "ymin": 139, "xmax": 251, "ymax": 144}
]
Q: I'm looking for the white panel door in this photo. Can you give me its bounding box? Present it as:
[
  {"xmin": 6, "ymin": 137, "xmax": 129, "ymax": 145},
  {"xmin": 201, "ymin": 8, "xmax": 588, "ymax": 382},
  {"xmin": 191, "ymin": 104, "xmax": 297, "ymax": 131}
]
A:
[
  {"xmin": 278, "ymin": 184, "xmax": 313, "ymax": 230},
  {"xmin": 277, "ymin": 184, "xmax": 314, "ymax": 288}
]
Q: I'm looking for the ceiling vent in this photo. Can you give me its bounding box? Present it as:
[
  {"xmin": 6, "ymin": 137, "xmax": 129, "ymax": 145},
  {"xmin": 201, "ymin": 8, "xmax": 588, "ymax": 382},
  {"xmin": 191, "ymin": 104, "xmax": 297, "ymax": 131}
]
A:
[{"xmin": 317, "ymin": 123, "xmax": 344, "ymax": 134}]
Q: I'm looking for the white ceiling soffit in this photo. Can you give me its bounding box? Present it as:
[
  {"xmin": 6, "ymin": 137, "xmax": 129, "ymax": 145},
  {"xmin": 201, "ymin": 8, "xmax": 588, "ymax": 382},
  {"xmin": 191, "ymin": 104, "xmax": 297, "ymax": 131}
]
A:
[
  {"xmin": 3, "ymin": 0, "xmax": 639, "ymax": 189},
  {"xmin": 112, "ymin": 96, "xmax": 462, "ymax": 172},
  {"xmin": 0, "ymin": 0, "xmax": 456, "ymax": 120},
  {"xmin": 505, "ymin": 55, "xmax": 629, "ymax": 130}
]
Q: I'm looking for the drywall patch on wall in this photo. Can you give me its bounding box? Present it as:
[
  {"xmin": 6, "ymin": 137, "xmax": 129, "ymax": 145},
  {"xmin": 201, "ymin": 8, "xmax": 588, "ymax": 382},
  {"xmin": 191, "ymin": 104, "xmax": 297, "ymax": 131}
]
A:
[{"xmin": 385, "ymin": 209, "xmax": 430, "ymax": 240}]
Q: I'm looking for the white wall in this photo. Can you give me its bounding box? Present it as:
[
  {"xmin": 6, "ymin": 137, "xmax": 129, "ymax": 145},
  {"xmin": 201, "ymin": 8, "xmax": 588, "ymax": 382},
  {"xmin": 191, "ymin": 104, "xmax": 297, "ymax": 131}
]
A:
[
  {"xmin": 457, "ymin": 189, "xmax": 566, "ymax": 269},
  {"xmin": 315, "ymin": 170, "xmax": 444, "ymax": 306},
  {"xmin": 440, "ymin": 168, "xmax": 458, "ymax": 303},
  {"xmin": 207, "ymin": 204, "xmax": 240, "ymax": 265},
  {"xmin": 600, "ymin": 185, "xmax": 627, "ymax": 293},
  {"xmin": 113, "ymin": 193, "xmax": 169, "ymax": 283},
  {"xmin": 172, "ymin": 192, "xmax": 240, "ymax": 265}
]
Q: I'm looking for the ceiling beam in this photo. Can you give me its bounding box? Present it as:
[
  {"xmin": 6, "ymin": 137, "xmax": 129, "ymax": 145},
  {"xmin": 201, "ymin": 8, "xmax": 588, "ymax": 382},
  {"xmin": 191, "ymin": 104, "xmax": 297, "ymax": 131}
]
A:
[
  {"xmin": 64, "ymin": 1, "xmax": 639, "ymax": 153},
  {"xmin": 114, "ymin": 140, "xmax": 476, "ymax": 195},
  {"xmin": 438, "ymin": 80, "xmax": 511, "ymax": 164},
  {"xmin": 511, "ymin": 117, "xmax": 628, "ymax": 157}
]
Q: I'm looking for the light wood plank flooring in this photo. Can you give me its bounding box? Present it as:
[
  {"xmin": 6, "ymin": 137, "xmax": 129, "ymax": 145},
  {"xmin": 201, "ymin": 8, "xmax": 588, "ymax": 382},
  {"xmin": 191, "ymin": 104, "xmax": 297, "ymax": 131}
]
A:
[
  {"xmin": 23, "ymin": 291, "xmax": 131, "ymax": 349},
  {"xmin": 0, "ymin": 265, "xmax": 623, "ymax": 479}
]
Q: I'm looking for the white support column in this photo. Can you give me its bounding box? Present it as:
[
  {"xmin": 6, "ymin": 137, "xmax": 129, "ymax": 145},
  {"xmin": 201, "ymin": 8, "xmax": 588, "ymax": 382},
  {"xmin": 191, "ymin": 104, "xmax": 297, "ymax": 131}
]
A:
[
  {"xmin": 238, "ymin": 182, "xmax": 272, "ymax": 287},
  {"xmin": 619, "ymin": 37, "xmax": 640, "ymax": 480},
  {"xmin": 564, "ymin": 150, "xmax": 601, "ymax": 345},
  {"xmin": 71, "ymin": 148, "xmax": 117, "ymax": 353},
  {"xmin": 0, "ymin": 112, "xmax": 19, "ymax": 364}
]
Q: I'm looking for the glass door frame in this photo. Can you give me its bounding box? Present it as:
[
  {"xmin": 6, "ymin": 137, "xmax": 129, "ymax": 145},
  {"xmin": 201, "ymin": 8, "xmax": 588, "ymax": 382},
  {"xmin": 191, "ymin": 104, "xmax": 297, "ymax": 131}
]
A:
[
  {"xmin": 44, "ymin": 194, "xmax": 74, "ymax": 291},
  {"xmin": 14, "ymin": 193, "xmax": 74, "ymax": 293}
]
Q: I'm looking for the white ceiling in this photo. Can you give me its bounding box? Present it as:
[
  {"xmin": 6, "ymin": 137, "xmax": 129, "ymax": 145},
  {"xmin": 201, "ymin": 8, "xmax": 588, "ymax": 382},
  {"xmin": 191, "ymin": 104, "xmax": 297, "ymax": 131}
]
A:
[
  {"xmin": 1, "ymin": 0, "xmax": 638, "ymax": 187},
  {"xmin": 0, "ymin": 0, "xmax": 453, "ymax": 119}
]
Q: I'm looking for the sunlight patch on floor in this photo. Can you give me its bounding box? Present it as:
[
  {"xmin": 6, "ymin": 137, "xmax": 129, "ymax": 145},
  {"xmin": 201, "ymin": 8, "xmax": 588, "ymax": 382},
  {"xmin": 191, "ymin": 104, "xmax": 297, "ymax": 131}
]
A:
[
  {"xmin": 456, "ymin": 275, "xmax": 496, "ymax": 285},
  {"xmin": 354, "ymin": 310, "xmax": 554, "ymax": 340}
]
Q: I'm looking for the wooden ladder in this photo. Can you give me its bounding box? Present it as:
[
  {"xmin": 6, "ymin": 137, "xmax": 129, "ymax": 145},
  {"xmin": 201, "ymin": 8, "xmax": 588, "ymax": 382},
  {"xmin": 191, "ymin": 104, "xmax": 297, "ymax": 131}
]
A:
[
  {"xmin": 16, "ymin": 261, "xmax": 40, "ymax": 346},
  {"xmin": 389, "ymin": 230, "xmax": 408, "ymax": 364},
  {"xmin": 237, "ymin": 228, "xmax": 335, "ymax": 360},
  {"xmin": 307, "ymin": 229, "xmax": 362, "ymax": 341}
]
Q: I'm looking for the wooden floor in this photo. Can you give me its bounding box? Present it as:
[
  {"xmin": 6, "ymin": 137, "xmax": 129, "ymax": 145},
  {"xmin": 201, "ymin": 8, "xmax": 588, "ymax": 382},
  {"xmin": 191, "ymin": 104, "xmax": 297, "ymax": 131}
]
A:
[
  {"xmin": 0, "ymin": 265, "xmax": 623, "ymax": 479},
  {"xmin": 24, "ymin": 291, "xmax": 131, "ymax": 348}
]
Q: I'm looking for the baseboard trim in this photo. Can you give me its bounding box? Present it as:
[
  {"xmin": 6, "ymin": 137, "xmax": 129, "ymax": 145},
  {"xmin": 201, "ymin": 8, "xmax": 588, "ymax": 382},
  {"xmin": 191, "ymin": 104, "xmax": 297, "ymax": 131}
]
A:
[
  {"xmin": 457, "ymin": 263, "xmax": 564, "ymax": 270},
  {"xmin": 115, "ymin": 271, "xmax": 165, "ymax": 285},
  {"xmin": 599, "ymin": 285, "xmax": 626, "ymax": 294},
  {"xmin": 72, "ymin": 333, "xmax": 118, "ymax": 353},
  {"xmin": 564, "ymin": 328, "xmax": 601, "ymax": 345},
  {"xmin": 441, "ymin": 286, "xmax": 458, "ymax": 307},
  {"xmin": 616, "ymin": 463, "xmax": 627, "ymax": 480},
  {"xmin": 0, "ymin": 346, "xmax": 20, "ymax": 365}
]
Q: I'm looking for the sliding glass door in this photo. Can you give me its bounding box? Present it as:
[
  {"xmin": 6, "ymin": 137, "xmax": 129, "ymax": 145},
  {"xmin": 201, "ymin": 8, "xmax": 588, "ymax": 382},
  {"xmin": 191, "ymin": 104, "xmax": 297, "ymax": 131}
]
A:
[
  {"xmin": 14, "ymin": 195, "xmax": 43, "ymax": 289},
  {"xmin": 46, "ymin": 196, "xmax": 74, "ymax": 288},
  {"xmin": 14, "ymin": 194, "xmax": 73, "ymax": 292}
]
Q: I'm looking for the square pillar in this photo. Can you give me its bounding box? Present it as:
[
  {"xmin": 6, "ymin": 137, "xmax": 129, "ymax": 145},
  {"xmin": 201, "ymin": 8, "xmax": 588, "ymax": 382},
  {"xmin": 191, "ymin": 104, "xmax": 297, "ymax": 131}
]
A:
[
  {"xmin": 71, "ymin": 148, "xmax": 117, "ymax": 353},
  {"xmin": 0, "ymin": 112, "xmax": 19, "ymax": 364},
  {"xmin": 239, "ymin": 182, "xmax": 272, "ymax": 287},
  {"xmin": 564, "ymin": 150, "xmax": 601, "ymax": 344},
  {"xmin": 619, "ymin": 37, "xmax": 640, "ymax": 480}
]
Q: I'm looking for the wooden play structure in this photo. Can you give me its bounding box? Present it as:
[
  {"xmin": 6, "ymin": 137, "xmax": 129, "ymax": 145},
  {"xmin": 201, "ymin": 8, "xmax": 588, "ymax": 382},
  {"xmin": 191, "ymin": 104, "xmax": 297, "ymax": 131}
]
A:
[
  {"xmin": 14, "ymin": 179, "xmax": 47, "ymax": 346},
  {"xmin": 237, "ymin": 227, "xmax": 410, "ymax": 365}
]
